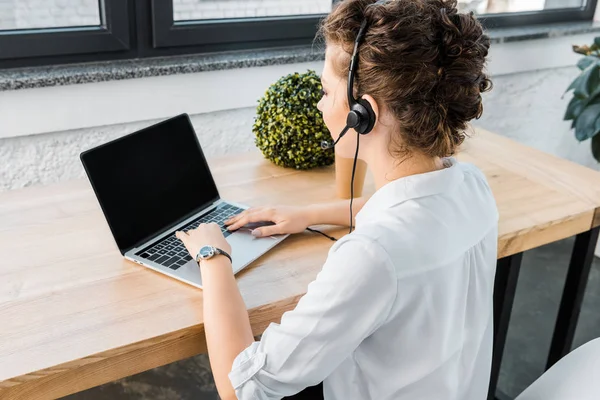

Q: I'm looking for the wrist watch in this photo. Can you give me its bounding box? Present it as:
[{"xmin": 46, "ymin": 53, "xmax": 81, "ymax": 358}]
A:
[{"xmin": 195, "ymin": 245, "xmax": 232, "ymax": 264}]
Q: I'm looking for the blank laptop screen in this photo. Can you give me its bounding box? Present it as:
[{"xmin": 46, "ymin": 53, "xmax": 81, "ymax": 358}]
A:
[{"xmin": 81, "ymin": 114, "xmax": 219, "ymax": 254}]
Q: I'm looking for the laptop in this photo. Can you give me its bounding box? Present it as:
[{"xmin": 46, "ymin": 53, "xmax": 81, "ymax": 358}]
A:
[{"xmin": 80, "ymin": 113, "xmax": 288, "ymax": 288}]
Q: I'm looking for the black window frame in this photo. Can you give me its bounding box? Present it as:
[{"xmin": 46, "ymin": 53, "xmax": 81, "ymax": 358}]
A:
[{"xmin": 0, "ymin": 0, "xmax": 598, "ymax": 70}]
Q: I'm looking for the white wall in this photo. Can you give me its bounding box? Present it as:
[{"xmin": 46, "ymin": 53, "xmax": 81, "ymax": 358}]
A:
[
  {"xmin": 0, "ymin": 108, "xmax": 258, "ymax": 191},
  {"xmin": 475, "ymin": 66, "xmax": 599, "ymax": 171}
]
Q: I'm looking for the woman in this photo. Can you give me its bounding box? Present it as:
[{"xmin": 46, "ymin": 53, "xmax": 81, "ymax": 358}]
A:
[{"xmin": 176, "ymin": 0, "xmax": 497, "ymax": 399}]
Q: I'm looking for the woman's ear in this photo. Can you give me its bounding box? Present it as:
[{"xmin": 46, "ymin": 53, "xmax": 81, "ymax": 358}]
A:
[{"xmin": 361, "ymin": 94, "xmax": 379, "ymax": 124}]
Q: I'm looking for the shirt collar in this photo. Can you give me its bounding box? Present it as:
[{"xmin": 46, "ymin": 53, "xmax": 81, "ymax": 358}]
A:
[{"xmin": 356, "ymin": 157, "xmax": 464, "ymax": 223}]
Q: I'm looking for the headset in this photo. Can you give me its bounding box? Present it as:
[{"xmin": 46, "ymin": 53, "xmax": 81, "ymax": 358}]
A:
[
  {"xmin": 320, "ymin": 18, "xmax": 375, "ymax": 236},
  {"xmin": 321, "ymin": 19, "xmax": 376, "ymax": 150}
]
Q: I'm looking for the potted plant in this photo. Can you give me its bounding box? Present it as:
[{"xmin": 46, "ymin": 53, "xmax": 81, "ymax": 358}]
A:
[
  {"xmin": 564, "ymin": 39, "xmax": 600, "ymax": 162},
  {"xmin": 564, "ymin": 39, "xmax": 600, "ymax": 256},
  {"xmin": 253, "ymin": 70, "xmax": 334, "ymax": 170}
]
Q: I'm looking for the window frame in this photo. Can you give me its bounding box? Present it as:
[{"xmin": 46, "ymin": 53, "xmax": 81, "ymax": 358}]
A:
[
  {"xmin": 0, "ymin": 0, "xmax": 598, "ymax": 70},
  {"xmin": 0, "ymin": 0, "xmax": 130, "ymax": 67}
]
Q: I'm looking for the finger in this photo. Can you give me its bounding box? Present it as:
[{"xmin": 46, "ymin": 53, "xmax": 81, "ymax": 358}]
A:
[
  {"xmin": 224, "ymin": 212, "xmax": 243, "ymax": 225},
  {"xmin": 224, "ymin": 208, "xmax": 252, "ymax": 223},
  {"xmin": 175, "ymin": 230, "xmax": 188, "ymax": 243},
  {"xmin": 225, "ymin": 207, "xmax": 258, "ymax": 225},
  {"xmin": 176, "ymin": 231, "xmax": 197, "ymax": 255},
  {"xmin": 251, "ymin": 224, "xmax": 283, "ymax": 238},
  {"xmin": 227, "ymin": 210, "xmax": 271, "ymax": 231},
  {"xmin": 225, "ymin": 209, "xmax": 256, "ymax": 229}
]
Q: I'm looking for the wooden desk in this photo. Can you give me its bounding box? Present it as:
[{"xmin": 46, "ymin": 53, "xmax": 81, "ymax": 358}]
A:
[{"xmin": 1, "ymin": 129, "xmax": 599, "ymax": 400}]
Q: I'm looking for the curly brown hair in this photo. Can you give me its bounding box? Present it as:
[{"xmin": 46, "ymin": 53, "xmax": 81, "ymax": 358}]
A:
[{"xmin": 319, "ymin": 0, "xmax": 492, "ymax": 159}]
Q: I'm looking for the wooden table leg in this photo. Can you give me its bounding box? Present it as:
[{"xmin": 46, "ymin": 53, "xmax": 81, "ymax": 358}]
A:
[
  {"xmin": 488, "ymin": 253, "xmax": 523, "ymax": 400},
  {"xmin": 546, "ymin": 226, "xmax": 600, "ymax": 370}
]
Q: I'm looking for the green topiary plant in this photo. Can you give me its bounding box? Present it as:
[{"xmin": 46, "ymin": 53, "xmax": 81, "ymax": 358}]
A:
[
  {"xmin": 564, "ymin": 39, "xmax": 600, "ymax": 162},
  {"xmin": 253, "ymin": 70, "xmax": 334, "ymax": 169}
]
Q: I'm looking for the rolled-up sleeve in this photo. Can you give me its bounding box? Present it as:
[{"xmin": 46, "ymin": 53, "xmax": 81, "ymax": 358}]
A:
[{"xmin": 228, "ymin": 235, "xmax": 397, "ymax": 400}]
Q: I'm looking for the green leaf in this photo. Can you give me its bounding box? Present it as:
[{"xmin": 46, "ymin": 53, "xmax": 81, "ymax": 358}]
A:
[
  {"xmin": 566, "ymin": 74, "xmax": 584, "ymax": 94},
  {"xmin": 574, "ymin": 101, "xmax": 600, "ymax": 140},
  {"xmin": 570, "ymin": 63, "xmax": 600, "ymax": 99},
  {"xmin": 592, "ymin": 134, "xmax": 600, "ymax": 163},
  {"xmin": 594, "ymin": 37, "xmax": 600, "ymax": 49},
  {"xmin": 564, "ymin": 96, "xmax": 585, "ymax": 120},
  {"xmin": 577, "ymin": 55, "xmax": 600, "ymax": 70}
]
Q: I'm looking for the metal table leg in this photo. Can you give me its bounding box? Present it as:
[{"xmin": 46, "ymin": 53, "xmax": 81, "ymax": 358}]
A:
[
  {"xmin": 488, "ymin": 253, "xmax": 524, "ymax": 400},
  {"xmin": 494, "ymin": 390, "xmax": 513, "ymax": 400},
  {"xmin": 546, "ymin": 226, "xmax": 600, "ymax": 370}
]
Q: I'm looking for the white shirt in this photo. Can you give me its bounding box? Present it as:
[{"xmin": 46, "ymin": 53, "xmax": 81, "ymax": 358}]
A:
[{"xmin": 228, "ymin": 158, "xmax": 499, "ymax": 400}]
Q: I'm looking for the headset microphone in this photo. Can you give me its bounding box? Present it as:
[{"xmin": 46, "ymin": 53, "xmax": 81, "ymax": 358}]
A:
[{"xmin": 321, "ymin": 125, "xmax": 351, "ymax": 150}]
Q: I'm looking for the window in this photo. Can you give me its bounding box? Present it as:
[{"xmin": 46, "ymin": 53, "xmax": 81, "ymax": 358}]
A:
[
  {"xmin": 459, "ymin": 0, "xmax": 596, "ymax": 27},
  {"xmin": 0, "ymin": 0, "xmax": 597, "ymax": 70},
  {"xmin": 0, "ymin": 0, "xmax": 129, "ymax": 68},
  {"xmin": 0, "ymin": 0, "xmax": 101, "ymax": 30},
  {"xmin": 172, "ymin": 0, "xmax": 332, "ymax": 21},
  {"xmin": 460, "ymin": 0, "xmax": 588, "ymax": 14},
  {"xmin": 150, "ymin": 0, "xmax": 330, "ymax": 51}
]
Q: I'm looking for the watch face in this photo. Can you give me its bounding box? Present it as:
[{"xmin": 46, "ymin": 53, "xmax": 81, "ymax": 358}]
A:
[{"xmin": 199, "ymin": 246, "xmax": 214, "ymax": 259}]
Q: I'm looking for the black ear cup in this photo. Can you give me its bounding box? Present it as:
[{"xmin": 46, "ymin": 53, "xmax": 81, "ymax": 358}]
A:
[{"xmin": 348, "ymin": 98, "xmax": 376, "ymax": 135}]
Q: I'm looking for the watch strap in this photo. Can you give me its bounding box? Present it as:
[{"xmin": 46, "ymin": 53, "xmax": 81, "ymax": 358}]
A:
[{"xmin": 213, "ymin": 248, "xmax": 232, "ymax": 264}]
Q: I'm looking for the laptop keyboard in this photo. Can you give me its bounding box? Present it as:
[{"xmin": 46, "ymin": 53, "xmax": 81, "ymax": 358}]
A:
[{"xmin": 137, "ymin": 204, "xmax": 244, "ymax": 270}]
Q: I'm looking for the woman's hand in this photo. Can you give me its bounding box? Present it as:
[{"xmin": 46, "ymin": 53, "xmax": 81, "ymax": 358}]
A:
[
  {"xmin": 224, "ymin": 206, "xmax": 312, "ymax": 238},
  {"xmin": 176, "ymin": 223, "xmax": 232, "ymax": 261}
]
